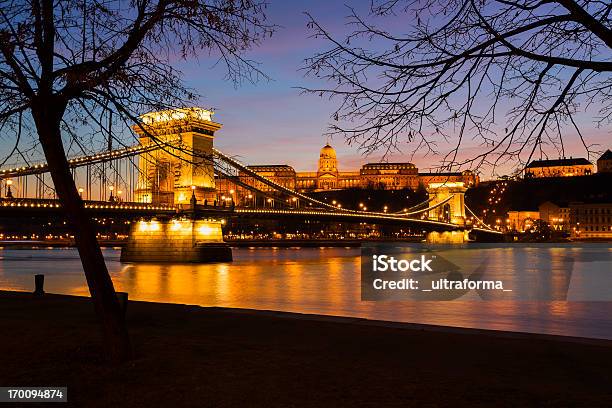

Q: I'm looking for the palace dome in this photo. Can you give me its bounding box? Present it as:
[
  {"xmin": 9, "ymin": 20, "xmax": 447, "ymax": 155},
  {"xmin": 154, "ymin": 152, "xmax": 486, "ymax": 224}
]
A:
[{"xmin": 320, "ymin": 143, "xmax": 337, "ymax": 159}]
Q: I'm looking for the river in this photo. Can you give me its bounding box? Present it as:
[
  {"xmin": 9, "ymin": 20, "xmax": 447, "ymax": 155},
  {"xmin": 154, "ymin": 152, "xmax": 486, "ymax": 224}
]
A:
[{"xmin": 1, "ymin": 246, "xmax": 611, "ymax": 339}]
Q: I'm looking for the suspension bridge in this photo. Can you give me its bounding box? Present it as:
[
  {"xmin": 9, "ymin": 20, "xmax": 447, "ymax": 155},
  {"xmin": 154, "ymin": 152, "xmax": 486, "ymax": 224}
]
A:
[{"xmin": 0, "ymin": 108, "xmax": 501, "ymax": 261}]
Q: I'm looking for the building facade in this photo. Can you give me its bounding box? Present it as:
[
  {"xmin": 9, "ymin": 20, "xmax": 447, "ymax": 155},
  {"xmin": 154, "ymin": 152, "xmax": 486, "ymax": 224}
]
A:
[
  {"xmin": 507, "ymin": 210, "xmax": 540, "ymax": 232},
  {"xmin": 597, "ymin": 150, "xmax": 612, "ymax": 173},
  {"xmin": 243, "ymin": 165, "xmax": 296, "ymax": 191},
  {"xmin": 233, "ymin": 144, "xmax": 478, "ymax": 195},
  {"xmin": 359, "ymin": 163, "xmax": 420, "ymax": 190},
  {"xmin": 570, "ymin": 203, "xmax": 612, "ymax": 239},
  {"xmin": 524, "ymin": 158, "xmax": 593, "ymax": 178},
  {"xmin": 538, "ymin": 201, "xmax": 570, "ymax": 231}
]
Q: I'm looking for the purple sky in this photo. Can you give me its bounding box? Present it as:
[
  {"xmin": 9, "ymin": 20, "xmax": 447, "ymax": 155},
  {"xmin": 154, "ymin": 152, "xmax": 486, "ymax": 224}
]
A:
[{"xmin": 177, "ymin": 1, "xmax": 610, "ymax": 180}]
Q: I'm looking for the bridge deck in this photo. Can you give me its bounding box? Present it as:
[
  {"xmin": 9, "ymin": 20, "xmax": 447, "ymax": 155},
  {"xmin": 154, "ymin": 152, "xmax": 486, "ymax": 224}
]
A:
[{"xmin": 0, "ymin": 198, "xmax": 501, "ymax": 234}]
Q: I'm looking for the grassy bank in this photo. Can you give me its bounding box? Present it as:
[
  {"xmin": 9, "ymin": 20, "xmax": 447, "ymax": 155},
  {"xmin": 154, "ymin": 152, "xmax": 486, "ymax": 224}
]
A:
[{"xmin": 1, "ymin": 290, "xmax": 611, "ymax": 407}]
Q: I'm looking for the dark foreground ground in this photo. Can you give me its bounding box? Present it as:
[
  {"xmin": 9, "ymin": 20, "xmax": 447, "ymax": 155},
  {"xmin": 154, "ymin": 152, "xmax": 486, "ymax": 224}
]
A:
[{"xmin": 1, "ymin": 291, "xmax": 611, "ymax": 407}]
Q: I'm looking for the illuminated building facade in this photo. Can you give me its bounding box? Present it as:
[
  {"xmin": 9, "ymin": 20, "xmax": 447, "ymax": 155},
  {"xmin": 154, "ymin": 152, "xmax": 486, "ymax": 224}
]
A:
[
  {"xmin": 538, "ymin": 201, "xmax": 570, "ymax": 231},
  {"xmin": 359, "ymin": 163, "xmax": 419, "ymax": 189},
  {"xmin": 507, "ymin": 210, "xmax": 540, "ymax": 232},
  {"xmin": 242, "ymin": 165, "xmax": 297, "ymax": 191},
  {"xmin": 571, "ymin": 203, "xmax": 612, "ymax": 238},
  {"xmin": 524, "ymin": 158, "xmax": 593, "ymax": 178},
  {"xmin": 227, "ymin": 144, "xmax": 478, "ymax": 197}
]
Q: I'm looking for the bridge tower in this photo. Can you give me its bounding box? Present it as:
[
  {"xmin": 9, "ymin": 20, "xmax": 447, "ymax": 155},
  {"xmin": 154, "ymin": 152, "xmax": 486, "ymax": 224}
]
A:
[
  {"xmin": 426, "ymin": 182, "xmax": 467, "ymax": 226},
  {"xmin": 122, "ymin": 107, "xmax": 232, "ymax": 263},
  {"xmin": 133, "ymin": 108, "xmax": 221, "ymax": 205},
  {"xmin": 425, "ymin": 182, "xmax": 469, "ymax": 244}
]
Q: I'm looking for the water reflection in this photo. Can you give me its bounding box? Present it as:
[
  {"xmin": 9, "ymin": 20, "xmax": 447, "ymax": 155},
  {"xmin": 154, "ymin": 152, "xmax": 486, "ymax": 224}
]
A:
[{"xmin": 1, "ymin": 247, "xmax": 611, "ymax": 339}]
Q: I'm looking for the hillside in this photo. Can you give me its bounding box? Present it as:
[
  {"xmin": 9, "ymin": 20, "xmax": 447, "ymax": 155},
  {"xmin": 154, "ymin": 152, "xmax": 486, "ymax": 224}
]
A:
[{"xmin": 466, "ymin": 173, "xmax": 612, "ymax": 218}]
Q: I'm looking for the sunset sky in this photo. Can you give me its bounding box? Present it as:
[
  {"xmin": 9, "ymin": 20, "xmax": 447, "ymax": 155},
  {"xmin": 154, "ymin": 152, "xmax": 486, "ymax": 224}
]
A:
[
  {"xmin": 4, "ymin": 1, "xmax": 608, "ymax": 180},
  {"xmin": 175, "ymin": 0, "xmax": 610, "ymax": 180}
]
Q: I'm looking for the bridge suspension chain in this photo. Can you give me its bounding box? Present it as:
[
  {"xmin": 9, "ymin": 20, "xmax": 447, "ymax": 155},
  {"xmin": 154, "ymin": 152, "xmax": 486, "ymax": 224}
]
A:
[
  {"xmin": 0, "ymin": 143, "xmax": 156, "ymax": 179},
  {"xmin": 464, "ymin": 204, "xmax": 495, "ymax": 231},
  {"xmin": 212, "ymin": 148, "xmax": 355, "ymax": 212},
  {"xmin": 0, "ymin": 142, "xmax": 482, "ymax": 230},
  {"xmin": 213, "ymin": 162, "xmax": 294, "ymax": 208},
  {"xmin": 391, "ymin": 197, "xmax": 434, "ymax": 215}
]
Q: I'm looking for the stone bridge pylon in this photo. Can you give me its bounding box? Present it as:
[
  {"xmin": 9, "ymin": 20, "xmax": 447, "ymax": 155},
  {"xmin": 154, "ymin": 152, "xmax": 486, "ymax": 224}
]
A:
[
  {"xmin": 426, "ymin": 181, "xmax": 469, "ymax": 243},
  {"xmin": 426, "ymin": 181, "xmax": 468, "ymax": 226},
  {"xmin": 121, "ymin": 108, "xmax": 232, "ymax": 263},
  {"xmin": 134, "ymin": 107, "xmax": 221, "ymax": 206}
]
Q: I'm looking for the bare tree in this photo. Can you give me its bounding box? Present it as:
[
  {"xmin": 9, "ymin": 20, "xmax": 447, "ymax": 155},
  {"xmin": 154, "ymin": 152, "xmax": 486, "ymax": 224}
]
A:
[
  {"xmin": 0, "ymin": 0, "xmax": 273, "ymax": 362},
  {"xmin": 303, "ymin": 0, "xmax": 612, "ymax": 174}
]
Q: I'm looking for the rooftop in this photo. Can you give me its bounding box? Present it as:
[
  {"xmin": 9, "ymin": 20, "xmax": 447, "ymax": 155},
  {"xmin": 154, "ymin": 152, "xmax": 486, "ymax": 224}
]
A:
[
  {"xmin": 363, "ymin": 162, "xmax": 416, "ymax": 168},
  {"xmin": 248, "ymin": 164, "xmax": 295, "ymax": 170},
  {"xmin": 419, "ymin": 172, "xmax": 465, "ymax": 176},
  {"xmin": 599, "ymin": 150, "xmax": 612, "ymax": 161},
  {"xmin": 140, "ymin": 107, "xmax": 215, "ymax": 125},
  {"xmin": 526, "ymin": 158, "xmax": 592, "ymax": 168}
]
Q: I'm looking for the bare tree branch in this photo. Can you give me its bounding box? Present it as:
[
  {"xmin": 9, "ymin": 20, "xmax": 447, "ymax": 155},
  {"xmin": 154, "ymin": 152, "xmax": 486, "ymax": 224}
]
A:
[{"xmin": 302, "ymin": 0, "xmax": 612, "ymax": 174}]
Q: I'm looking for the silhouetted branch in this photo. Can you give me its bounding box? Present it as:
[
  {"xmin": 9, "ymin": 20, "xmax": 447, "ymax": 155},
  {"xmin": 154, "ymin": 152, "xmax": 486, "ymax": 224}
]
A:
[{"xmin": 302, "ymin": 0, "xmax": 611, "ymax": 174}]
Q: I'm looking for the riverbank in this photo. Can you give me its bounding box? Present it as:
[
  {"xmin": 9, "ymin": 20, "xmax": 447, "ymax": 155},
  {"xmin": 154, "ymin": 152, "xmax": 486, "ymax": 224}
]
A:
[
  {"xmin": 0, "ymin": 238, "xmax": 423, "ymax": 248},
  {"xmin": 226, "ymin": 238, "xmax": 423, "ymax": 247},
  {"xmin": 1, "ymin": 291, "xmax": 611, "ymax": 407},
  {"xmin": 2, "ymin": 237, "xmax": 611, "ymax": 249}
]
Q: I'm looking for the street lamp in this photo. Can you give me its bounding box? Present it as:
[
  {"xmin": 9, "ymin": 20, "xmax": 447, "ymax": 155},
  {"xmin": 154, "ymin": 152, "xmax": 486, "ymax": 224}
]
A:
[
  {"xmin": 108, "ymin": 185, "xmax": 115, "ymax": 202},
  {"xmin": 78, "ymin": 187, "xmax": 84, "ymax": 199}
]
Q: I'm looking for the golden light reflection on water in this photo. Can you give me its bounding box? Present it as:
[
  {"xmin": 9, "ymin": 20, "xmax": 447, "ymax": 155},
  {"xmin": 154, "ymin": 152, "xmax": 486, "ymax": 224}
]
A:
[{"xmin": 1, "ymin": 246, "xmax": 611, "ymax": 339}]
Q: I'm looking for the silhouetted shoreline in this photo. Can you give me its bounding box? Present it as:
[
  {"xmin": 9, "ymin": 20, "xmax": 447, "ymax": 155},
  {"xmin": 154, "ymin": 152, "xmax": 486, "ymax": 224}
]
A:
[{"xmin": 1, "ymin": 290, "xmax": 611, "ymax": 407}]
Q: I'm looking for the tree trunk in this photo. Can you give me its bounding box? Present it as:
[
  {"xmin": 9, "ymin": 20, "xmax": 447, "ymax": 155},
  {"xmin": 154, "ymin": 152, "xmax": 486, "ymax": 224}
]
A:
[{"xmin": 32, "ymin": 103, "xmax": 132, "ymax": 363}]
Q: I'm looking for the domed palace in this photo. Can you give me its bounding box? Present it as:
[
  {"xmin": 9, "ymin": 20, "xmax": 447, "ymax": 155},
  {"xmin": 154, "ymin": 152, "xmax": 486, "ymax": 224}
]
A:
[{"xmin": 243, "ymin": 143, "xmax": 478, "ymax": 193}]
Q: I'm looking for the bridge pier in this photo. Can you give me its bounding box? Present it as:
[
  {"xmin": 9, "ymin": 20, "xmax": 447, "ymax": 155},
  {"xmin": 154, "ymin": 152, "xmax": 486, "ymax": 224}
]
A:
[
  {"xmin": 425, "ymin": 230, "xmax": 470, "ymax": 244},
  {"xmin": 120, "ymin": 218, "xmax": 232, "ymax": 263}
]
